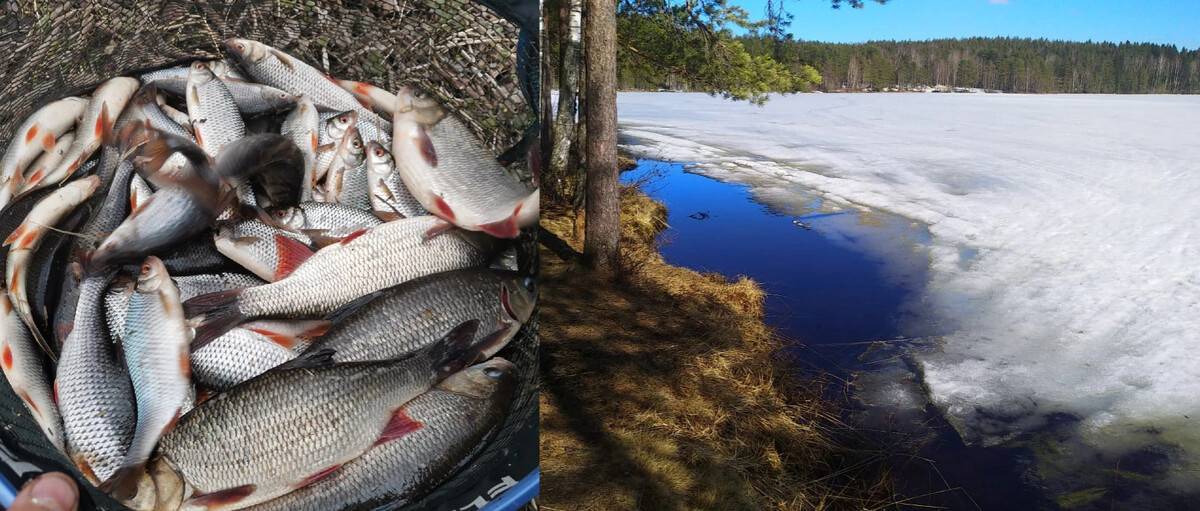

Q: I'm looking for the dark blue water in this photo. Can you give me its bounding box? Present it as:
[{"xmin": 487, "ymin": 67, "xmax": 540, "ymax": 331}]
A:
[
  {"xmin": 622, "ymin": 158, "xmax": 1053, "ymax": 510},
  {"xmin": 624, "ymin": 160, "xmax": 935, "ymax": 374}
]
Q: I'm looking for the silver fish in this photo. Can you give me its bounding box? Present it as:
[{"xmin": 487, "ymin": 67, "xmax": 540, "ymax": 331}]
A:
[
  {"xmin": 15, "ymin": 131, "xmax": 75, "ymax": 193},
  {"xmin": 129, "ymin": 173, "xmax": 154, "ymax": 210},
  {"xmin": 280, "ymin": 96, "xmax": 319, "ymax": 201},
  {"xmin": 187, "ymin": 61, "xmax": 246, "ymax": 157},
  {"xmin": 186, "ymin": 216, "xmax": 494, "ymax": 347},
  {"xmin": 93, "ymin": 186, "xmax": 213, "ymax": 266},
  {"xmin": 313, "ymin": 268, "xmax": 536, "ymax": 363},
  {"xmin": 336, "ymin": 79, "xmax": 399, "ymax": 117},
  {"xmin": 131, "ymin": 322, "xmax": 487, "ymax": 511},
  {"xmin": 0, "ymin": 97, "xmax": 89, "ymax": 206},
  {"xmin": 57, "ymin": 270, "xmax": 136, "ymax": 486},
  {"xmin": 391, "ymin": 87, "xmax": 538, "ymax": 238},
  {"xmin": 321, "ymin": 127, "xmax": 364, "ymax": 205},
  {"xmin": 5, "ymin": 176, "xmax": 101, "ymax": 359},
  {"xmin": 213, "ymin": 220, "xmax": 315, "ymax": 283},
  {"xmin": 174, "ymin": 273, "xmax": 266, "ymax": 302},
  {"xmin": 264, "ymin": 201, "xmax": 382, "ymax": 244},
  {"xmin": 220, "ymin": 38, "xmax": 365, "ymax": 120},
  {"xmin": 44, "ymin": 77, "xmax": 139, "ymax": 185},
  {"xmin": 190, "ymin": 328, "xmax": 296, "ymax": 392},
  {"xmin": 0, "ymin": 293, "xmax": 65, "ymax": 451},
  {"xmin": 313, "ymin": 111, "xmax": 357, "ymax": 184},
  {"xmin": 106, "ymin": 256, "xmax": 193, "ymax": 499},
  {"xmin": 104, "ymin": 276, "xmax": 134, "ymax": 346},
  {"xmin": 244, "ymin": 358, "xmax": 518, "ymax": 511},
  {"xmin": 364, "ymin": 141, "xmax": 426, "ymax": 220}
]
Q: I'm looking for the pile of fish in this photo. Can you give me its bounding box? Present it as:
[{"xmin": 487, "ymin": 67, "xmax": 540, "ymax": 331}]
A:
[{"xmin": 0, "ymin": 37, "xmax": 538, "ymax": 511}]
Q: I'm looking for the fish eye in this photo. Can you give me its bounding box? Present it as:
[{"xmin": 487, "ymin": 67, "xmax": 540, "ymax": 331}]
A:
[
  {"xmin": 235, "ymin": 43, "xmax": 245, "ymax": 52},
  {"xmin": 141, "ymin": 264, "xmax": 151, "ymax": 275},
  {"xmin": 353, "ymin": 140, "xmax": 362, "ymax": 149},
  {"xmin": 279, "ymin": 93, "xmax": 288, "ymax": 99},
  {"xmin": 373, "ymin": 147, "xmax": 384, "ymax": 157},
  {"xmin": 339, "ymin": 116, "xmax": 349, "ymax": 123},
  {"xmin": 413, "ymin": 89, "xmax": 428, "ymax": 99},
  {"xmin": 275, "ymin": 209, "xmax": 287, "ymax": 218},
  {"xmin": 484, "ymin": 367, "xmax": 503, "ymax": 377},
  {"xmin": 523, "ymin": 277, "xmax": 535, "ymax": 293}
]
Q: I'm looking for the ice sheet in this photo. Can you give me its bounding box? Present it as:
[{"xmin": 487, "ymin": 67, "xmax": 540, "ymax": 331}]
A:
[{"xmin": 618, "ymin": 92, "xmax": 1200, "ymax": 467}]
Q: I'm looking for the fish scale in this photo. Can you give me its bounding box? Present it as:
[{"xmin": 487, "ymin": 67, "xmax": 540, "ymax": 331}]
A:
[
  {"xmin": 174, "ymin": 273, "xmax": 266, "ymax": 302},
  {"xmin": 391, "ymin": 88, "xmax": 537, "ymax": 237},
  {"xmin": 287, "ymin": 201, "xmax": 381, "ymax": 237},
  {"xmin": 110, "ymin": 257, "xmax": 194, "ymax": 497},
  {"xmin": 191, "ymin": 328, "xmax": 296, "ymax": 392},
  {"xmin": 187, "ymin": 62, "xmax": 246, "ymax": 158},
  {"xmin": 187, "ymin": 216, "xmax": 494, "ymax": 346},
  {"xmin": 243, "ymin": 359, "xmax": 517, "ymax": 511},
  {"xmin": 365, "ymin": 141, "xmax": 426, "ymax": 219},
  {"xmin": 147, "ymin": 326, "xmax": 480, "ymax": 511},
  {"xmin": 281, "ymin": 96, "xmax": 318, "ymax": 201},
  {"xmin": 57, "ymin": 271, "xmax": 136, "ymax": 485},
  {"xmin": 311, "ymin": 268, "xmax": 535, "ymax": 363},
  {"xmin": 0, "ymin": 293, "xmax": 64, "ymax": 451}
]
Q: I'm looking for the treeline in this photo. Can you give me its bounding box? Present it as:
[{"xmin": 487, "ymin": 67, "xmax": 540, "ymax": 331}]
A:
[
  {"xmin": 744, "ymin": 37, "xmax": 1200, "ymax": 93},
  {"xmin": 619, "ymin": 36, "xmax": 1200, "ymax": 94}
]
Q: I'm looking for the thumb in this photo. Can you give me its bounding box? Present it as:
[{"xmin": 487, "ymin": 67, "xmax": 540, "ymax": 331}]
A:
[{"xmin": 8, "ymin": 473, "xmax": 78, "ymax": 511}]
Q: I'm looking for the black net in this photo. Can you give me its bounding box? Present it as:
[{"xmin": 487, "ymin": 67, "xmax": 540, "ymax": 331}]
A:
[{"xmin": 0, "ymin": 1, "xmax": 539, "ymax": 509}]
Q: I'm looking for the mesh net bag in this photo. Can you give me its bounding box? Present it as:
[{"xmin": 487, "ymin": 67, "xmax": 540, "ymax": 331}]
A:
[{"xmin": 0, "ymin": 1, "xmax": 539, "ymax": 509}]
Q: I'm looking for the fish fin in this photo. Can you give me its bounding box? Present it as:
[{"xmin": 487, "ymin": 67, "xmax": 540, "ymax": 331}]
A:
[
  {"xmin": 188, "ymin": 484, "xmax": 257, "ymax": 509},
  {"xmin": 479, "ymin": 215, "xmax": 520, "ymax": 239},
  {"xmin": 298, "ymin": 320, "xmax": 331, "ymax": 340},
  {"xmin": 430, "ymin": 319, "xmax": 482, "ymax": 379},
  {"xmin": 339, "ymin": 228, "xmax": 368, "ymax": 245},
  {"xmin": 295, "ymin": 464, "xmax": 342, "ymax": 490},
  {"xmin": 476, "ymin": 323, "xmax": 519, "ymax": 359},
  {"xmin": 324, "ymin": 289, "xmax": 387, "ymax": 324},
  {"xmin": 185, "ymin": 289, "xmax": 246, "ymax": 350},
  {"xmin": 27, "ymin": 321, "xmax": 57, "ymax": 364},
  {"xmin": 269, "ymin": 49, "xmax": 295, "ymax": 71},
  {"xmin": 423, "ymin": 219, "xmax": 456, "ymax": 240},
  {"xmin": 247, "ymin": 327, "xmax": 300, "ymax": 350},
  {"xmin": 273, "ymin": 234, "xmax": 314, "ymax": 281},
  {"xmin": 229, "ymin": 235, "xmax": 261, "ymax": 247},
  {"xmin": 430, "ymin": 194, "xmax": 456, "ymax": 221},
  {"xmin": 299, "ymin": 229, "xmax": 341, "ymax": 248},
  {"xmin": 373, "ymin": 210, "xmax": 403, "ymax": 222},
  {"xmin": 314, "ymin": 143, "xmax": 337, "ymax": 154},
  {"xmin": 275, "ymin": 347, "xmax": 337, "ymax": 370},
  {"xmin": 374, "ymin": 407, "xmax": 423, "ymax": 446},
  {"xmin": 99, "ymin": 464, "xmax": 143, "ymax": 499}
]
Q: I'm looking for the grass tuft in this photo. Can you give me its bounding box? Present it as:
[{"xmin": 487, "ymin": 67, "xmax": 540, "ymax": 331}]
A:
[{"xmin": 539, "ymin": 188, "xmax": 898, "ymax": 510}]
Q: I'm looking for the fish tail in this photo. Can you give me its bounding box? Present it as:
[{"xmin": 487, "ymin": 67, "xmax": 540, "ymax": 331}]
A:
[
  {"xmin": 430, "ymin": 319, "xmax": 483, "ymax": 379},
  {"xmin": 98, "ymin": 463, "xmax": 142, "ymax": 500},
  {"xmin": 185, "ymin": 289, "xmax": 246, "ymax": 350}
]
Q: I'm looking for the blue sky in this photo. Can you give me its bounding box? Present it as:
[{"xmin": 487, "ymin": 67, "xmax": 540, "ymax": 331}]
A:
[{"xmin": 726, "ymin": 0, "xmax": 1200, "ymax": 50}]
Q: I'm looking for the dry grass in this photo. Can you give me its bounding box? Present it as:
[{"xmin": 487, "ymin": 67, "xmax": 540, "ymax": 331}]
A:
[{"xmin": 539, "ymin": 188, "xmax": 898, "ymax": 510}]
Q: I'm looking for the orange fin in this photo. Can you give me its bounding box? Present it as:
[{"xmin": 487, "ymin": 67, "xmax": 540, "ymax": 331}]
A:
[
  {"xmin": 423, "ymin": 219, "xmax": 456, "ymax": 240},
  {"xmin": 339, "ymin": 229, "xmax": 369, "ymax": 245},
  {"xmin": 374, "ymin": 407, "xmax": 423, "ymax": 446},
  {"xmin": 273, "ymin": 234, "xmax": 314, "ymax": 281},
  {"xmin": 478, "ymin": 215, "xmax": 520, "ymax": 239},
  {"xmin": 188, "ymin": 484, "xmax": 257, "ymax": 509}
]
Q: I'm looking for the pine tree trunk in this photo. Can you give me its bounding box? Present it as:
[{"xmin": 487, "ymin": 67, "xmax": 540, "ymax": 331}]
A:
[
  {"xmin": 582, "ymin": 0, "xmax": 620, "ymax": 272},
  {"xmin": 546, "ymin": 0, "xmax": 584, "ymax": 208}
]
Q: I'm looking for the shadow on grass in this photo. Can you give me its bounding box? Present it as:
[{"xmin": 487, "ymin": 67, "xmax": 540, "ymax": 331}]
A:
[{"xmin": 538, "ymin": 193, "xmax": 898, "ymax": 511}]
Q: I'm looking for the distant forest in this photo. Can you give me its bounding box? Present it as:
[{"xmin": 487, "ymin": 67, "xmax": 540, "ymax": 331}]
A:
[{"xmin": 619, "ymin": 37, "xmax": 1200, "ymax": 94}]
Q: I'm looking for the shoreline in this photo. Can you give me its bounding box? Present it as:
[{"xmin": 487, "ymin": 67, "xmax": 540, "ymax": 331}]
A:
[{"xmin": 538, "ymin": 187, "xmax": 898, "ymax": 509}]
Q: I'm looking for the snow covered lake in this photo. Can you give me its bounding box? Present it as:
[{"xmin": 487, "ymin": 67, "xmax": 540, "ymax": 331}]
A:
[{"xmin": 618, "ymin": 92, "xmax": 1200, "ymax": 487}]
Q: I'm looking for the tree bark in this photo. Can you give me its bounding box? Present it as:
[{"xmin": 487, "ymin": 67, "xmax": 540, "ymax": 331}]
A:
[
  {"xmin": 546, "ymin": 0, "xmax": 584, "ymax": 208},
  {"xmin": 582, "ymin": 0, "xmax": 620, "ymax": 272},
  {"xmin": 539, "ymin": 0, "xmax": 554, "ymax": 185}
]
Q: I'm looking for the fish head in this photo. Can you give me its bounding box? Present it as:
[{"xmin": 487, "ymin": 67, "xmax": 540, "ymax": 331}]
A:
[
  {"xmin": 343, "ymin": 129, "xmax": 365, "ymax": 166},
  {"xmin": 222, "ymin": 38, "xmax": 267, "ymax": 64},
  {"xmin": 394, "ymin": 86, "xmax": 446, "ymax": 126},
  {"xmin": 265, "ymin": 206, "xmax": 305, "ymax": 232},
  {"xmin": 438, "ymin": 357, "xmax": 519, "ymax": 399},
  {"xmin": 187, "ymin": 61, "xmax": 218, "ymax": 86},
  {"xmin": 135, "ymin": 256, "xmax": 171, "ymax": 294},
  {"xmin": 259, "ymin": 87, "xmax": 297, "ymax": 112},
  {"xmin": 139, "ymin": 457, "xmax": 186, "ymax": 511},
  {"xmin": 326, "ymin": 111, "xmax": 358, "ymax": 140},
  {"xmin": 206, "ymin": 59, "xmax": 234, "ymax": 79},
  {"xmin": 365, "ymin": 141, "xmax": 393, "ymax": 173},
  {"xmin": 500, "ymin": 272, "xmax": 538, "ymax": 323}
]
